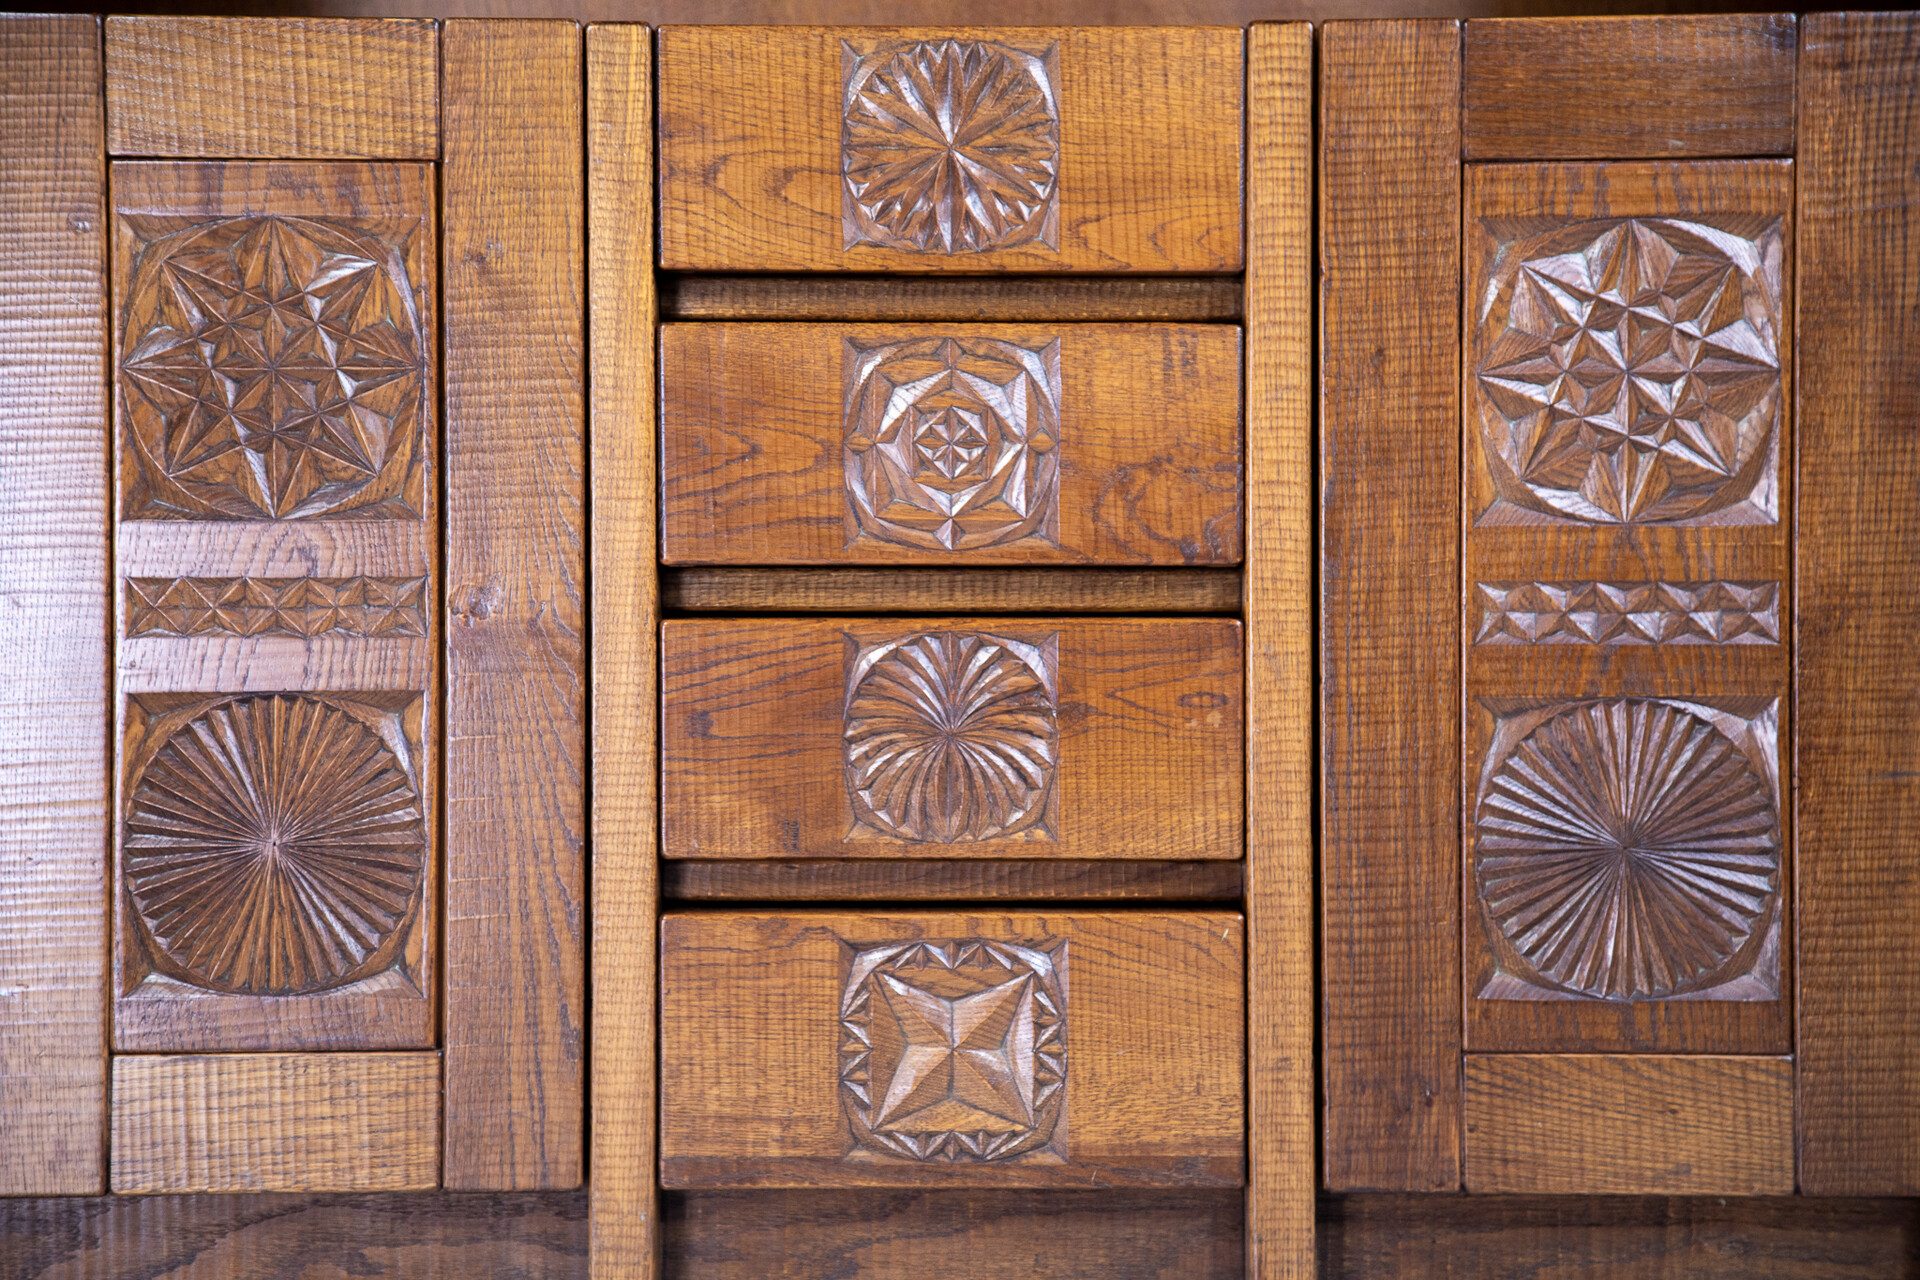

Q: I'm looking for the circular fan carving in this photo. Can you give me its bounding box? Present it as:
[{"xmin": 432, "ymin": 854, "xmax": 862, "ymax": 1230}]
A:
[
  {"xmin": 845, "ymin": 631, "xmax": 1056, "ymax": 843},
  {"xmin": 1475, "ymin": 699, "xmax": 1780, "ymax": 1000},
  {"xmin": 124, "ymin": 694, "xmax": 426, "ymax": 995}
]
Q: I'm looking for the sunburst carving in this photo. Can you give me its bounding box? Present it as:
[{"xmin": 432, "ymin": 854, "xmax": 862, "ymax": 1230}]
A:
[
  {"xmin": 845, "ymin": 631, "xmax": 1058, "ymax": 843},
  {"xmin": 123, "ymin": 693, "xmax": 426, "ymax": 996},
  {"xmin": 1475, "ymin": 698, "xmax": 1781, "ymax": 1001},
  {"xmin": 842, "ymin": 38, "xmax": 1060, "ymax": 254}
]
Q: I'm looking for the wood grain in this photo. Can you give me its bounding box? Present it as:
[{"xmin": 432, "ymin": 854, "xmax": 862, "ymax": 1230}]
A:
[
  {"xmin": 442, "ymin": 18, "xmax": 586, "ymax": 1191},
  {"xmin": 661, "ymin": 323, "xmax": 1242, "ymax": 566},
  {"xmin": 658, "ymin": 26, "xmax": 1243, "ymax": 273},
  {"xmin": 587, "ymin": 22, "xmax": 658, "ymax": 1280},
  {"xmin": 1246, "ymin": 22, "xmax": 1314, "ymax": 1280},
  {"xmin": 1460, "ymin": 161, "xmax": 1792, "ymax": 1056},
  {"xmin": 1318, "ymin": 19, "xmax": 1463, "ymax": 1193},
  {"xmin": 661, "ymin": 617, "xmax": 1243, "ymax": 860},
  {"xmin": 665, "ymin": 567, "xmax": 1240, "ymax": 614},
  {"xmin": 110, "ymin": 1053, "xmax": 440, "ymax": 1193},
  {"xmin": 104, "ymin": 17, "xmax": 438, "ymax": 159},
  {"xmin": 664, "ymin": 1190, "xmax": 1246, "ymax": 1279},
  {"xmin": 665, "ymin": 858, "xmax": 1243, "ymax": 902},
  {"xmin": 0, "ymin": 12, "xmax": 107, "ymax": 1197},
  {"xmin": 663, "ymin": 275, "xmax": 1244, "ymax": 323},
  {"xmin": 1462, "ymin": 16, "xmax": 1797, "ymax": 160},
  {"xmin": 1796, "ymin": 11, "xmax": 1920, "ymax": 1197},
  {"xmin": 1462, "ymin": 1054, "xmax": 1793, "ymax": 1195},
  {"xmin": 659, "ymin": 911, "xmax": 1244, "ymax": 1188}
]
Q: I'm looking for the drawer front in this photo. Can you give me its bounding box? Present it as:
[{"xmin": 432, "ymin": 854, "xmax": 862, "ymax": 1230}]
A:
[
  {"xmin": 662, "ymin": 617, "xmax": 1243, "ymax": 860},
  {"xmin": 657, "ymin": 26, "xmax": 1244, "ymax": 273},
  {"xmin": 661, "ymin": 323, "xmax": 1243, "ymax": 566},
  {"xmin": 659, "ymin": 911, "xmax": 1245, "ymax": 1188}
]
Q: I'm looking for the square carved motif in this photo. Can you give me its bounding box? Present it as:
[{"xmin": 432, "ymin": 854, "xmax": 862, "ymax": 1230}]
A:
[
  {"xmin": 1472, "ymin": 215, "xmax": 1784, "ymax": 527},
  {"xmin": 118, "ymin": 213, "xmax": 430, "ymax": 521},
  {"xmin": 844, "ymin": 336, "xmax": 1061, "ymax": 552},
  {"xmin": 841, "ymin": 37, "xmax": 1060, "ymax": 254},
  {"xmin": 120, "ymin": 690, "xmax": 428, "ymax": 998},
  {"xmin": 1472, "ymin": 697, "xmax": 1782, "ymax": 1003},
  {"xmin": 844, "ymin": 629, "xmax": 1059, "ymax": 843},
  {"xmin": 840, "ymin": 938, "xmax": 1068, "ymax": 1163}
]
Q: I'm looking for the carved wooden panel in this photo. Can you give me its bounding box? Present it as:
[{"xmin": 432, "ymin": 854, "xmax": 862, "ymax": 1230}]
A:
[
  {"xmin": 110, "ymin": 160, "xmax": 436, "ymax": 1052},
  {"xmin": 661, "ymin": 323, "xmax": 1241, "ymax": 565},
  {"xmin": 659, "ymin": 912, "xmax": 1242, "ymax": 1188},
  {"xmin": 657, "ymin": 27, "xmax": 1243, "ymax": 273},
  {"xmin": 1462, "ymin": 160, "xmax": 1791, "ymax": 1056},
  {"xmin": 661, "ymin": 617, "xmax": 1242, "ymax": 860}
]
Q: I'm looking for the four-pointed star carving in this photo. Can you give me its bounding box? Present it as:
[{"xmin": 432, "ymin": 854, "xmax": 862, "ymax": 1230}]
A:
[{"xmin": 871, "ymin": 971, "xmax": 1036, "ymax": 1134}]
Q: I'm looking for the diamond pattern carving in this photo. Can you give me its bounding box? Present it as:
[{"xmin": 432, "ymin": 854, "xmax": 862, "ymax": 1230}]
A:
[
  {"xmin": 845, "ymin": 337, "xmax": 1060, "ymax": 552},
  {"xmin": 840, "ymin": 938, "xmax": 1067, "ymax": 1162},
  {"xmin": 845, "ymin": 630, "xmax": 1058, "ymax": 843},
  {"xmin": 119, "ymin": 214, "xmax": 428, "ymax": 521},
  {"xmin": 126, "ymin": 575, "xmax": 428, "ymax": 638},
  {"xmin": 1473, "ymin": 580, "xmax": 1780, "ymax": 646},
  {"xmin": 842, "ymin": 38, "xmax": 1060, "ymax": 254},
  {"xmin": 1474, "ymin": 698, "xmax": 1781, "ymax": 1002},
  {"xmin": 1475, "ymin": 217, "xmax": 1783, "ymax": 526},
  {"xmin": 122, "ymin": 692, "xmax": 426, "ymax": 996}
]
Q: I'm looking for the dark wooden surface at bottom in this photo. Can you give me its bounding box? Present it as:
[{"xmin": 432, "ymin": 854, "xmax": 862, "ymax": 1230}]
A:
[{"xmin": 4, "ymin": 1191, "xmax": 1917, "ymax": 1278}]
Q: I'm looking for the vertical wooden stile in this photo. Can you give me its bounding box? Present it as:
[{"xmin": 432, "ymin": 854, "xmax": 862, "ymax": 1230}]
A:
[
  {"xmin": 1318, "ymin": 19, "xmax": 1463, "ymax": 1192},
  {"xmin": 442, "ymin": 19, "xmax": 588, "ymax": 1190},
  {"xmin": 587, "ymin": 22, "xmax": 658, "ymax": 1278},
  {"xmin": 0, "ymin": 13, "xmax": 108, "ymax": 1196},
  {"xmin": 1246, "ymin": 21, "xmax": 1314, "ymax": 1277}
]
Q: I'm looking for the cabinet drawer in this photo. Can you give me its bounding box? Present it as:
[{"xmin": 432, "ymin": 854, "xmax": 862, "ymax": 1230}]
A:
[
  {"xmin": 660, "ymin": 911, "xmax": 1245, "ymax": 1188},
  {"xmin": 662, "ymin": 617, "xmax": 1243, "ymax": 859},
  {"xmin": 657, "ymin": 26, "xmax": 1244, "ymax": 273},
  {"xmin": 661, "ymin": 323, "xmax": 1243, "ymax": 566}
]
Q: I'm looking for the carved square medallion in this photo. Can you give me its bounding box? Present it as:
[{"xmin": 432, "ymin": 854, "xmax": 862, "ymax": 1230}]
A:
[
  {"xmin": 1472, "ymin": 216, "xmax": 1784, "ymax": 527},
  {"xmin": 844, "ymin": 630, "xmax": 1059, "ymax": 843},
  {"xmin": 1473, "ymin": 697, "xmax": 1782, "ymax": 1002},
  {"xmin": 841, "ymin": 38, "xmax": 1060, "ymax": 254},
  {"xmin": 119, "ymin": 690, "xmax": 429, "ymax": 998},
  {"xmin": 117, "ymin": 213, "xmax": 430, "ymax": 521},
  {"xmin": 844, "ymin": 336, "xmax": 1061, "ymax": 552},
  {"xmin": 840, "ymin": 938, "xmax": 1068, "ymax": 1163}
]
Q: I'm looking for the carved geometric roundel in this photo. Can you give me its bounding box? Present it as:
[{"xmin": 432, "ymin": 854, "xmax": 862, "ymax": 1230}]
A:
[
  {"xmin": 1475, "ymin": 217, "xmax": 1783, "ymax": 526},
  {"xmin": 842, "ymin": 38, "xmax": 1061, "ymax": 255},
  {"xmin": 119, "ymin": 214, "xmax": 427, "ymax": 521},
  {"xmin": 123, "ymin": 693, "xmax": 427, "ymax": 996}
]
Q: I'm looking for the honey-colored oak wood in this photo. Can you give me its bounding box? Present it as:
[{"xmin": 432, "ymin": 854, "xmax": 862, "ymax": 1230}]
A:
[
  {"xmin": 1319, "ymin": 18, "xmax": 1463, "ymax": 1193},
  {"xmin": 665, "ymin": 859, "xmax": 1243, "ymax": 902},
  {"xmin": 442, "ymin": 18, "xmax": 586, "ymax": 1191},
  {"xmin": 104, "ymin": 17, "xmax": 439, "ymax": 159},
  {"xmin": 0, "ymin": 12, "xmax": 108, "ymax": 1197},
  {"xmin": 1462, "ymin": 1054, "xmax": 1794, "ymax": 1195},
  {"xmin": 661, "ymin": 616, "xmax": 1243, "ymax": 860},
  {"xmin": 1796, "ymin": 10, "xmax": 1920, "ymax": 1197},
  {"xmin": 1462, "ymin": 15, "xmax": 1797, "ymax": 160},
  {"xmin": 110, "ymin": 1053, "xmax": 441, "ymax": 1193},
  {"xmin": 659, "ymin": 912, "xmax": 1244, "ymax": 1188},
  {"xmin": 657, "ymin": 26, "xmax": 1243, "ymax": 273},
  {"xmin": 662, "ymin": 275, "xmax": 1244, "ymax": 323},
  {"xmin": 664, "ymin": 567, "xmax": 1241, "ymax": 614},
  {"xmin": 1246, "ymin": 21, "xmax": 1315, "ymax": 1280},
  {"xmin": 587, "ymin": 21, "xmax": 659, "ymax": 1280},
  {"xmin": 661, "ymin": 322, "xmax": 1243, "ymax": 566}
]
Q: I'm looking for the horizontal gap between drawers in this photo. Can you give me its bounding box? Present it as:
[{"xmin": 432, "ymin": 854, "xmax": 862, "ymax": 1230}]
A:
[
  {"xmin": 659, "ymin": 273, "xmax": 1245, "ymax": 323},
  {"xmin": 662, "ymin": 859, "xmax": 1245, "ymax": 905},
  {"xmin": 662, "ymin": 567, "xmax": 1244, "ymax": 615}
]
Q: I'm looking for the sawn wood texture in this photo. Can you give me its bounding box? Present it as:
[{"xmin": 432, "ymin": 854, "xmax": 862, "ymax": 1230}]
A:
[
  {"xmin": 1462, "ymin": 15, "xmax": 1797, "ymax": 160},
  {"xmin": 658, "ymin": 912, "xmax": 1244, "ymax": 1188},
  {"xmin": 0, "ymin": 12, "xmax": 108, "ymax": 1196},
  {"xmin": 660, "ymin": 322, "xmax": 1242, "ymax": 565},
  {"xmin": 110, "ymin": 1053, "xmax": 441, "ymax": 1193},
  {"xmin": 104, "ymin": 17, "xmax": 440, "ymax": 159},
  {"xmin": 657, "ymin": 26, "xmax": 1243, "ymax": 273},
  {"xmin": 661, "ymin": 617, "xmax": 1243, "ymax": 860}
]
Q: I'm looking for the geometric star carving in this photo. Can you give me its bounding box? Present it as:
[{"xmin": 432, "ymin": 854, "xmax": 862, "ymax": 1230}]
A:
[
  {"xmin": 840, "ymin": 938, "xmax": 1066, "ymax": 1162},
  {"xmin": 118, "ymin": 214, "xmax": 427, "ymax": 521}
]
